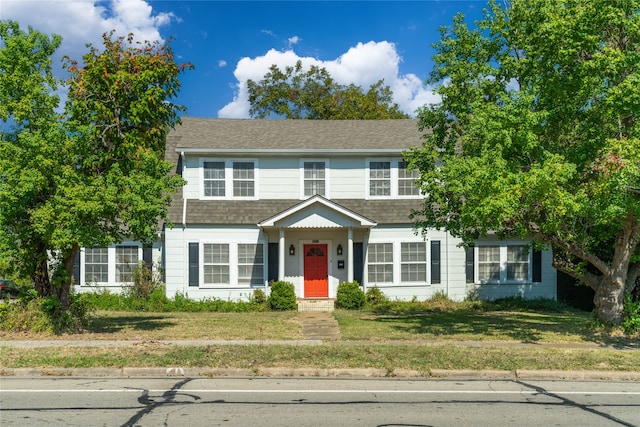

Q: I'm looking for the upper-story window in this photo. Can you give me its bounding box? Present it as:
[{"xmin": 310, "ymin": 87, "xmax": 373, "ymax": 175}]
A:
[
  {"xmin": 369, "ymin": 161, "xmax": 391, "ymax": 196},
  {"xmin": 303, "ymin": 161, "xmax": 326, "ymax": 197},
  {"xmin": 367, "ymin": 159, "xmax": 421, "ymax": 199},
  {"xmin": 233, "ymin": 162, "xmax": 255, "ymax": 197},
  {"xmin": 203, "ymin": 161, "xmax": 225, "ymax": 197},
  {"xmin": 398, "ymin": 161, "xmax": 421, "ymax": 196},
  {"xmin": 201, "ymin": 159, "xmax": 257, "ymax": 199}
]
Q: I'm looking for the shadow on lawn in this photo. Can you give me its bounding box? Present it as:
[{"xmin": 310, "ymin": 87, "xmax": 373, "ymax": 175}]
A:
[
  {"xmin": 89, "ymin": 315, "xmax": 177, "ymax": 334},
  {"xmin": 368, "ymin": 309, "xmax": 603, "ymax": 344}
]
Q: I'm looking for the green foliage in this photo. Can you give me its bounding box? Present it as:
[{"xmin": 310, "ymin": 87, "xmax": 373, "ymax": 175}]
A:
[
  {"xmin": 83, "ymin": 289, "xmax": 268, "ymax": 313},
  {"xmin": 0, "ymin": 292, "xmax": 94, "ymax": 334},
  {"xmin": 252, "ymin": 288, "xmax": 267, "ymax": 305},
  {"xmin": 268, "ymin": 281, "xmax": 298, "ymax": 311},
  {"xmin": 126, "ymin": 261, "xmax": 164, "ymax": 300},
  {"xmin": 405, "ymin": 0, "xmax": 640, "ymax": 324},
  {"xmin": 247, "ymin": 60, "xmax": 409, "ymax": 119},
  {"xmin": 336, "ymin": 281, "xmax": 365, "ymax": 309},
  {"xmin": 0, "ymin": 21, "xmax": 191, "ymax": 310},
  {"xmin": 365, "ymin": 286, "xmax": 388, "ymax": 306},
  {"xmin": 623, "ymin": 295, "xmax": 640, "ymax": 335}
]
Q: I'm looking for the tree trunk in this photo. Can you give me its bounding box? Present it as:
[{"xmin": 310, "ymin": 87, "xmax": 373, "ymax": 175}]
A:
[
  {"xmin": 32, "ymin": 242, "xmax": 52, "ymax": 297},
  {"xmin": 593, "ymin": 275, "xmax": 625, "ymax": 324},
  {"xmin": 52, "ymin": 244, "xmax": 78, "ymax": 311}
]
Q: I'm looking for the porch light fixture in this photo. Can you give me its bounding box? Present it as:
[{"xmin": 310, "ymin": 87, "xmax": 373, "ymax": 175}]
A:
[
  {"xmin": 336, "ymin": 244, "xmax": 343, "ymax": 255},
  {"xmin": 289, "ymin": 244, "xmax": 295, "ymax": 256}
]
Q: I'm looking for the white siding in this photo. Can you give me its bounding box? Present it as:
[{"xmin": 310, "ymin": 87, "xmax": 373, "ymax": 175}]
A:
[{"xmin": 330, "ymin": 158, "xmax": 366, "ymax": 199}]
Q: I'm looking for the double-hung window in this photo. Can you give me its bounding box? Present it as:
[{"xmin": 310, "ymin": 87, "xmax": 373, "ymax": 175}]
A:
[
  {"xmin": 233, "ymin": 162, "xmax": 254, "ymax": 197},
  {"xmin": 203, "ymin": 161, "xmax": 225, "ymax": 197},
  {"xmin": 84, "ymin": 247, "xmax": 108, "ymax": 283},
  {"xmin": 398, "ymin": 161, "xmax": 421, "ymax": 196},
  {"xmin": 115, "ymin": 245, "xmax": 139, "ymax": 283},
  {"xmin": 303, "ymin": 161, "xmax": 326, "ymax": 197},
  {"xmin": 368, "ymin": 243, "xmax": 393, "ymax": 283},
  {"xmin": 369, "ymin": 161, "xmax": 391, "ymax": 197},
  {"xmin": 367, "ymin": 159, "xmax": 421, "ymax": 198},
  {"xmin": 401, "ymin": 242, "xmax": 427, "ymax": 282},
  {"xmin": 203, "ymin": 243, "xmax": 230, "ymax": 285},
  {"xmin": 202, "ymin": 159, "xmax": 257, "ymax": 199},
  {"xmin": 506, "ymin": 246, "xmax": 529, "ymax": 281},
  {"xmin": 478, "ymin": 246, "xmax": 501, "ymax": 282},
  {"xmin": 477, "ymin": 244, "xmax": 530, "ymax": 283},
  {"xmin": 238, "ymin": 243, "xmax": 264, "ymax": 285}
]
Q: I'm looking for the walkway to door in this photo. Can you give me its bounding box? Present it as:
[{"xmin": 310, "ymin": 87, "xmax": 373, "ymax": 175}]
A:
[{"xmin": 300, "ymin": 312, "xmax": 340, "ymax": 340}]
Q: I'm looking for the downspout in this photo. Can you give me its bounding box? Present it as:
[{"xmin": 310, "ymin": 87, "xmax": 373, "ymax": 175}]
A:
[
  {"xmin": 181, "ymin": 152, "xmax": 187, "ymax": 228},
  {"xmin": 445, "ymin": 232, "xmax": 449, "ymax": 297}
]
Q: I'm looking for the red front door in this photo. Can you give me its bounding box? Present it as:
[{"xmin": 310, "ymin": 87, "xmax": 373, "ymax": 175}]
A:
[{"xmin": 304, "ymin": 244, "xmax": 328, "ymax": 297}]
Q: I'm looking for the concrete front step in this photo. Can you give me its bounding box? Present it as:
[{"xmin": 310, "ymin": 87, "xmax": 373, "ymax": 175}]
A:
[
  {"xmin": 297, "ymin": 299, "xmax": 335, "ymax": 312},
  {"xmin": 300, "ymin": 312, "xmax": 340, "ymax": 340}
]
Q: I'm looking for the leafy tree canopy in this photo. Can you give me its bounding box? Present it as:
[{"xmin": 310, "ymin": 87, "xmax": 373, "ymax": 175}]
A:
[
  {"xmin": 0, "ymin": 22, "xmax": 191, "ymax": 308},
  {"xmin": 247, "ymin": 60, "xmax": 409, "ymax": 119},
  {"xmin": 405, "ymin": 0, "xmax": 640, "ymax": 324}
]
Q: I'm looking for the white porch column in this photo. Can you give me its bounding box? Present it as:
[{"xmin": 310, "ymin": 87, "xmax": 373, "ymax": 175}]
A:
[
  {"xmin": 347, "ymin": 227, "xmax": 354, "ymax": 282},
  {"xmin": 278, "ymin": 228, "xmax": 285, "ymax": 281}
]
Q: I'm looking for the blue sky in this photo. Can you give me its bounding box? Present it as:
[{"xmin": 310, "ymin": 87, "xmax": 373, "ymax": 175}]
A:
[{"xmin": 2, "ymin": 0, "xmax": 487, "ymax": 118}]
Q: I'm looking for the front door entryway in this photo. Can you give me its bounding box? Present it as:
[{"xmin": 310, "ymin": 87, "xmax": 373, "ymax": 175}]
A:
[{"xmin": 303, "ymin": 244, "xmax": 328, "ymax": 297}]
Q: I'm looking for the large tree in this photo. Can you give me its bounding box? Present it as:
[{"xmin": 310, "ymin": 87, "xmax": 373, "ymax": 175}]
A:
[
  {"xmin": 405, "ymin": 0, "xmax": 640, "ymax": 324},
  {"xmin": 0, "ymin": 22, "xmax": 190, "ymax": 309},
  {"xmin": 247, "ymin": 60, "xmax": 409, "ymax": 119}
]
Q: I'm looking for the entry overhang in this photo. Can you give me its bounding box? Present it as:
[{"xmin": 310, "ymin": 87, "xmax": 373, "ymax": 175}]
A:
[{"xmin": 257, "ymin": 195, "xmax": 377, "ymax": 229}]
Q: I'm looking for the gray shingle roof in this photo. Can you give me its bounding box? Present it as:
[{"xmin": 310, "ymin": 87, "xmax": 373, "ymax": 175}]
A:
[
  {"xmin": 167, "ymin": 117, "xmax": 422, "ymax": 152},
  {"xmin": 167, "ymin": 199, "xmax": 424, "ymax": 226}
]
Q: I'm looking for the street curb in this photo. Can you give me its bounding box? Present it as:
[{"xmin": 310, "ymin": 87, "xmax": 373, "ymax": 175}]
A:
[{"xmin": 2, "ymin": 367, "xmax": 640, "ymax": 381}]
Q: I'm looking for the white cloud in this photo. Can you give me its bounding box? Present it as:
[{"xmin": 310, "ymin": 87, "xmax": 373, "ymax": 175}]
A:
[
  {"xmin": 217, "ymin": 60, "xmax": 227, "ymax": 68},
  {"xmin": 218, "ymin": 41, "xmax": 439, "ymax": 118},
  {"xmin": 2, "ymin": 0, "xmax": 173, "ymax": 66},
  {"xmin": 287, "ymin": 35, "xmax": 301, "ymax": 48}
]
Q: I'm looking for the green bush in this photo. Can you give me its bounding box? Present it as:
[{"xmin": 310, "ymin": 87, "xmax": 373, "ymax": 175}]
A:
[
  {"xmin": 268, "ymin": 281, "xmax": 297, "ymax": 311},
  {"xmin": 365, "ymin": 286, "xmax": 387, "ymax": 306},
  {"xmin": 336, "ymin": 281, "xmax": 365, "ymax": 309},
  {"xmin": 0, "ymin": 292, "xmax": 94, "ymax": 334},
  {"xmin": 126, "ymin": 261, "xmax": 164, "ymax": 300}
]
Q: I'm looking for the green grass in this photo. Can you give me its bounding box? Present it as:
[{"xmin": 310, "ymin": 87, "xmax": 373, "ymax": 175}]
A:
[
  {"xmin": 1, "ymin": 298, "xmax": 638, "ymax": 372},
  {"xmin": 334, "ymin": 309, "xmax": 605, "ymax": 344},
  {"xmin": 2, "ymin": 343, "xmax": 639, "ymax": 372}
]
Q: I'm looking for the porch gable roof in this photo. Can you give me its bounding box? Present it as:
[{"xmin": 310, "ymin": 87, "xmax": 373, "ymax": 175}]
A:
[{"xmin": 258, "ymin": 195, "xmax": 377, "ymax": 229}]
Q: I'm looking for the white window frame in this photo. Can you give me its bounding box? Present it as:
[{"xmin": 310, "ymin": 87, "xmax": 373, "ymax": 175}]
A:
[
  {"xmin": 366, "ymin": 158, "xmax": 423, "ymax": 199},
  {"xmin": 200, "ymin": 241, "xmax": 267, "ymax": 288},
  {"xmin": 237, "ymin": 243, "xmax": 265, "ymax": 285},
  {"xmin": 202, "ymin": 243, "xmax": 230, "ymax": 285},
  {"xmin": 476, "ymin": 243, "xmax": 532, "ymax": 284},
  {"xmin": 400, "ymin": 241, "xmax": 427, "ymax": 283},
  {"xmin": 299, "ymin": 158, "xmax": 330, "ymax": 199},
  {"xmin": 200, "ymin": 158, "xmax": 259, "ymax": 200},
  {"xmin": 398, "ymin": 160, "xmax": 422, "ymax": 197},
  {"xmin": 84, "ymin": 247, "xmax": 109, "ymax": 284},
  {"xmin": 80, "ymin": 244, "xmax": 143, "ymax": 286},
  {"xmin": 367, "ymin": 242, "xmax": 394, "ymax": 284}
]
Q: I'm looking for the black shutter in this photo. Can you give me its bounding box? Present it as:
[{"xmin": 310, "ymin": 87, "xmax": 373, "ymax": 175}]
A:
[
  {"xmin": 143, "ymin": 247, "xmax": 153, "ymax": 269},
  {"xmin": 268, "ymin": 243, "xmax": 279, "ymax": 282},
  {"xmin": 430, "ymin": 241, "xmax": 441, "ymax": 284},
  {"xmin": 73, "ymin": 250, "xmax": 81, "ymax": 286},
  {"xmin": 353, "ymin": 242, "xmax": 364, "ymax": 285},
  {"xmin": 188, "ymin": 243, "xmax": 199, "ymax": 287},
  {"xmin": 532, "ymin": 249, "xmax": 542, "ymax": 283},
  {"xmin": 465, "ymin": 247, "xmax": 475, "ymax": 283}
]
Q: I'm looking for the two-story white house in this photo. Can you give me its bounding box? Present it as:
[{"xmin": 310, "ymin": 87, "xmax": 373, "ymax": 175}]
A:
[{"xmin": 152, "ymin": 118, "xmax": 557, "ymax": 302}]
